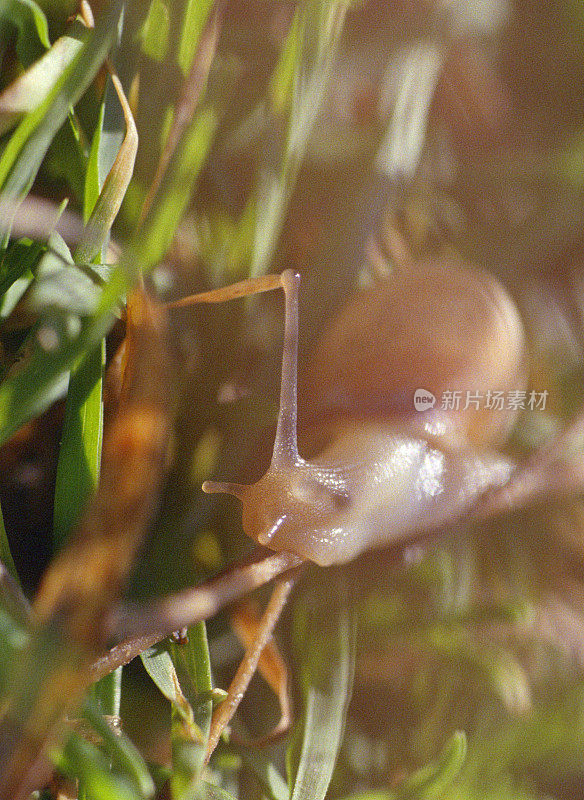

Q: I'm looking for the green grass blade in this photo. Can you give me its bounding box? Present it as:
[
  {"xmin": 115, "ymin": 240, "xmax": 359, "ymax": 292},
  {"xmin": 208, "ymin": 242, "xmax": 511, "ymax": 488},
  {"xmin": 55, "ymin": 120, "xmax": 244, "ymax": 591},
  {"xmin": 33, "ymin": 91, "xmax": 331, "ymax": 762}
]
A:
[
  {"xmin": 76, "ymin": 67, "xmax": 135, "ymax": 784},
  {"xmin": 140, "ymin": 0, "xmax": 170, "ymax": 63},
  {"xmin": 467, "ymin": 681, "xmax": 584, "ymax": 775},
  {"xmin": 50, "ymin": 229, "xmax": 104, "ymax": 553},
  {"xmin": 44, "ymin": 111, "xmax": 89, "ymax": 204},
  {"xmin": 84, "ymin": 99, "xmax": 107, "ymax": 223},
  {"xmin": 0, "ymin": 0, "xmax": 124, "ymax": 236},
  {"xmin": 288, "ymin": 569, "xmax": 356, "ymax": 800},
  {"xmin": 232, "ymin": 742, "xmax": 290, "ymax": 800},
  {"xmin": 0, "ymin": 19, "xmax": 85, "ymax": 137},
  {"xmin": 0, "ymin": 315, "xmax": 82, "ymax": 446},
  {"xmin": 0, "ymin": 504, "xmax": 17, "ymax": 580},
  {"xmin": 141, "ymin": 643, "xmax": 197, "ymax": 725},
  {"xmin": 169, "ymin": 622, "xmax": 213, "ymax": 798},
  {"xmin": 24, "ymin": 231, "xmax": 108, "ymax": 315},
  {"xmin": 76, "ymin": 73, "xmax": 138, "ymax": 265},
  {"xmin": 91, "ymin": 666, "xmax": 121, "ymax": 716},
  {"xmin": 0, "ymin": 9, "xmax": 134, "ymax": 449},
  {"xmin": 250, "ymin": 0, "xmax": 348, "ymax": 277},
  {"xmin": 0, "ymin": 236, "xmax": 43, "ymax": 306},
  {"xmin": 170, "ymin": 623, "xmax": 213, "ymax": 737},
  {"xmin": 55, "ymin": 732, "xmax": 148, "ymax": 800},
  {"xmin": 53, "ymin": 65, "xmax": 136, "ymax": 549},
  {"xmin": 135, "ymin": 104, "xmax": 218, "ymax": 275},
  {"xmin": 82, "ymin": 697, "xmax": 155, "ymax": 798},
  {"xmin": 396, "ymin": 731, "xmax": 467, "ymax": 800},
  {"xmin": 52, "ymin": 342, "xmax": 104, "ymax": 550},
  {"xmin": 200, "ymin": 784, "xmax": 239, "ymax": 800},
  {"xmin": 177, "ymin": 0, "xmax": 214, "ymax": 75},
  {"xmin": 0, "ymin": 603, "xmax": 28, "ymax": 695},
  {"xmin": 141, "ymin": 628, "xmax": 213, "ymax": 798},
  {"xmin": 0, "ymin": 0, "xmax": 49, "ymax": 66}
]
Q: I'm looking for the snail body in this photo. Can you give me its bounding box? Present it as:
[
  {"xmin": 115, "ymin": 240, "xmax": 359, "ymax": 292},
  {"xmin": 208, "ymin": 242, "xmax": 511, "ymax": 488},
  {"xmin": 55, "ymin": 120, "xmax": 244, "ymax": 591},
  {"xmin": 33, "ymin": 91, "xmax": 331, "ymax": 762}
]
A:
[
  {"xmin": 202, "ymin": 263, "xmax": 526, "ymax": 566},
  {"xmin": 237, "ymin": 420, "xmax": 513, "ymax": 566}
]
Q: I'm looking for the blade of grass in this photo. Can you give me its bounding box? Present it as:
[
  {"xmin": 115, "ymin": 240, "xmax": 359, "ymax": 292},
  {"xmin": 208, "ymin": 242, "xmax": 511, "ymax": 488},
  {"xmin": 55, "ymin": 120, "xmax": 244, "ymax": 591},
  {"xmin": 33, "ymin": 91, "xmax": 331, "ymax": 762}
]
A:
[
  {"xmin": 375, "ymin": 40, "xmax": 444, "ymax": 179},
  {"xmin": 53, "ymin": 67, "xmax": 136, "ymax": 547},
  {"xmin": 137, "ymin": 2, "xmax": 219, "ymax": 227},
  {"xmin": 169, "ymin": 622, "xmax": 213, "ymax": 799},
  {"xmin": 396, "ymin": 731, "xmax": 467, "ymax": 800},
  {"xmin": 82, "ymin": 696, "xmax": 155, "ymax": 798},
  {"xmin": 56, "ymin": 337, "xmax": 106, "ymax": 800},
  {"xmin": 55, "ymin": 731, "xmax": 149, "ymax": 800},
  {"xmin": 201, "ymin": 784, "xmax": 239, "ymax": 800},
  {"xmin": 50, "ymin": 214, "xmax": 105, "ymax": 554},
  {"xmin": 90, "ymin": 664, "xmax": 121, "ymax": 716},
  {"xmin": 0, "ymin": 304, "xmax": 84, "ymax": 447},
  {"xmin": 0, "ymin": 236, "xmax": 43, "ymax": 301},
  {"xmin": 96, "ymin": 4, "xmax": 219, "ymax": 306},
  {"xmin": 0, "ymin": 21, "xmax": 133, "ymax": 449},
  {"xmin": 0, "ymin": 17, "xmax": 85, "ymax": 137},
  {"xmin": 0, "ymin": 0, "xmax": 49, "ymax": 67},
  {"xmin": 23, "ymin": 230, "xmax": 110, "ymax": 315},
  {"xmin": 0, "ymin": 594, "xmax": 28, "ymax": 693},
  {"xmin": 466, "ymin": 681, "xmax": 584, "ymax": 775},
  {"xmin": 77, "ymin": 69, "xmax": 137, "ymax": 794},
  {"xmin": 84, "ymin": 99, "xmax": 107, "ymax": 223},
  {"xmin": 177, "ymin": 0, "xmax": 215, "ymax": 76},
  {"xmin": 141, "ymin": 643, "xmax": 198, "ymax": 728},
  {"xmin": 231, "ymin": 742, "xmax": 289, "ymax": 800},
  {"xmin": 139, "ymin": 0, "xmax": 170, "ymax": 63},
  {"xmin": 89, "ymin": 98, "xmax": 217, "ymax": 314},
  {"xmin": 0, "ymin": 0, "xmax": 124, "ymax": 239},
  {"xmin": 0, "ymin": 508, "xmax": 17, "ymax": 581},
  {"xmin": 250, "ymin": 0, "xmax": 349, "ymax": 278},
  {"xmin": 52, "ymin": 341, "xmax": 104, "ymax": 549},
  {"xmin": 140, "ymin": 629, "xmax": 213, "ymax": 799},
  {"xmin": 126, "ymin": 104, "xmax": 218, "ymax": 278},
  {"xmin": 76, "ymin": 70, "xmax": 138, "ymax": 265},
  {"xmin": 287, "ymin": 569, "xmax": 356, "ymax": 800}
]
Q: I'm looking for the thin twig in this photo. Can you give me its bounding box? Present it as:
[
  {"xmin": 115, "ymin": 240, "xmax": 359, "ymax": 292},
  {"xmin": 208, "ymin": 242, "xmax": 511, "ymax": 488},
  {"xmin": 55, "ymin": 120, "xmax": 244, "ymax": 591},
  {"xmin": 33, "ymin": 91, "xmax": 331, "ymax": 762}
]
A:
[
  {"xmin": 96, "ymin": 550, "xmax": 304, "ymax": 679},
  {"xmin": 205, "ymin": 568, "xmax": 302, "ymax": 760},
  {"xmin": 90, "ymin": 632, "xmax": 167, "ymax": 683}
]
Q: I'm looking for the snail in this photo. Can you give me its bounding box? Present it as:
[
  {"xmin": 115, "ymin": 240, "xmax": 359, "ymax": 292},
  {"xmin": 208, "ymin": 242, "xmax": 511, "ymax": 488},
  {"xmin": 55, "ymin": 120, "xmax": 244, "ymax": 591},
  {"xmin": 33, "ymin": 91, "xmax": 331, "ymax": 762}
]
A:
[
  {"xmin": 191, "ymin": 260, "xmax": 526, "ymax": 567},
  {"xmin": 127, "ymin": 259, "xmax": 533, "ymax": 758}
]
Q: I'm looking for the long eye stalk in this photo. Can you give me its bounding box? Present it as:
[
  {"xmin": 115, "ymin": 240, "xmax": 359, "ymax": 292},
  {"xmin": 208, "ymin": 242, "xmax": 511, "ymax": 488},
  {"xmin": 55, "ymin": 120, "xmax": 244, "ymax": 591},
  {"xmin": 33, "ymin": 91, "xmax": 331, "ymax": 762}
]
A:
[
  {"xmin": 272, "ymin": 270, "xmax": 300, "ymax": 467},
  {"xmin": 197, "ymin": 270, "xmax": 301, "ymax": 498}
]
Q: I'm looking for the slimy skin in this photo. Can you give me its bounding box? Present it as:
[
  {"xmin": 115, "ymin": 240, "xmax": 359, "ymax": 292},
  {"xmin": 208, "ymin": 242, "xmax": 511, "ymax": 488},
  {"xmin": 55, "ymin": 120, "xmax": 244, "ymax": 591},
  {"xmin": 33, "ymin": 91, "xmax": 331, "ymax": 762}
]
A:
[{"xmin": 240, "ymin": 422, "xmax": 513, "ymax": 566}]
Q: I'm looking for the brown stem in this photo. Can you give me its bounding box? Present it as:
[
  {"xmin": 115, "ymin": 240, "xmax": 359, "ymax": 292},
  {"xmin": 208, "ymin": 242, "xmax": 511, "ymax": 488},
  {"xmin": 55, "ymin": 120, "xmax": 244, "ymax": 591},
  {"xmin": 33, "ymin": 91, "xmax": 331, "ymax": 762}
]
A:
[
  {"xmin": 205, "ymin": 569, "xmax": 301, "ymax": 760},
  {"xmin": 94, "ymin": 550, "xmax": 304, "ymax": 680}
]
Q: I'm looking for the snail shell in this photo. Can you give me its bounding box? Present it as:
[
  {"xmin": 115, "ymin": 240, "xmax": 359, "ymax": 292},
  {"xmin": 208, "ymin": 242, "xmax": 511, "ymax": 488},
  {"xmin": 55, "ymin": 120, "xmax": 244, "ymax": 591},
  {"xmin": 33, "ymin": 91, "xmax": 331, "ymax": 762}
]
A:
[{"xmin": 304, "ymin": 260, "xmax": 527, "ymax": 448}]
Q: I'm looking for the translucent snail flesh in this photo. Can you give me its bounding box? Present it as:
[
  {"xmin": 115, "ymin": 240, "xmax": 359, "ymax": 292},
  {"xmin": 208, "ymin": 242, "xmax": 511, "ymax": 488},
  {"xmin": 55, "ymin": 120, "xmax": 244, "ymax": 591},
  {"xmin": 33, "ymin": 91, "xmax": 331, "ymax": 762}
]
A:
[{"xmin": 201, "ymin": 262, "xmax": 526, "ymax": 566}]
